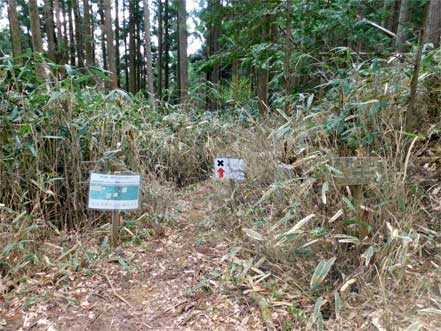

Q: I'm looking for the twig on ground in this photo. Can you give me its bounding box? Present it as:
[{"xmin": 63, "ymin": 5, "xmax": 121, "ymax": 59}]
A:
[{"xmin": 103, "ymin": 274, "xmax": 135, "ymax": 309}]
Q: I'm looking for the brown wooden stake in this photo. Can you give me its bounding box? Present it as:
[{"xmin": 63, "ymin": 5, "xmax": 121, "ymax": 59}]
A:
[
  {"xmin": 351, "ymin": 184, "xmax": 367, "ymax": 238},
  {"xmin": 112, "ymin": 210, "xmax": 121, "ymax": 247},
  {"xmin": 229, "ymin": 179, "xmax": 236, "ymax": 212}
]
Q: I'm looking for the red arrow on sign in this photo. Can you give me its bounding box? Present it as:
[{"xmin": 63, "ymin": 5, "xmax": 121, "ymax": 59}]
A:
[{"xmin": 217, "ymin": 168, "xmax": 225, "ymax": 179}]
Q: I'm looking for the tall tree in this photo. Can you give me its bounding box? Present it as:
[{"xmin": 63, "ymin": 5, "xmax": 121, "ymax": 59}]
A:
[
  {"xmin": 177, "ymin": 0, "xmax": 188, "ymax": 103},
  {"xmin": 123, "ymin": 0, "xmax": 129, "ymax": 90},
  {"xmin": 143, "ymin": 0, "xmax": 155, "ymax": 98},
  {"xmin": 44, "ymin": 0, "xmax": 57, "ymax": 62},
  {"xmin": 207, "ymin": 0, "xmax": 221, "ymax": 110},
  {"xmin": 54, "ymin": 0, "xmax": 65, "ymax": 63},
  {"xmin": 128, "ymin": 0, "xmax": 136, "ymax": 93},
  {"xmin": 164, "ymin": 0, "xmax": 170, "ymax": 97},
  {"xmin": 7, "ymin": 0, "xmax": 23, "ymax": 62},
  {"xmin": 61, "ymin": 0, "xmax": 70, "ymax": 63},
  {"xmin": 157, "ymin": 0, "xmax": 164, "ymax": 98},
  {"xmin": 99, "ymin": 0, "xmax": 107, "ymax": 70},
  {"xmin": 115, "ymin": 0, "xmax": 120, "ymax": 86},
  {"xmin": 257, "ymin": 16, "xmax": 270, "ymax": 114},
  {"xmin": 104, "ymin": 0, "xmax": 118, "ymax": 88},
  {"xmin": 29, "ymin": 0, "xmax": 43, "ymax": 54},
  {"xmin": 425, "ymin": 0, "xmax": 441, "ymax": 48},
  {"xmin": 396, "ymin": 0, "xmax": 411, "ymax": 52},
  {"xmin": 68, "ymin": 0, "xmax": 76, "ymax": 65},
  {"xmin": 73, "ymin": 0, "xmax": 84, "ymax": 67},
  {"xmin": 84, "ymin": 0, "xmax": 95, "ymax": 66},
  {"xmin": 284, "ymin": 0, "xmax": 293, "ymax": 113}
]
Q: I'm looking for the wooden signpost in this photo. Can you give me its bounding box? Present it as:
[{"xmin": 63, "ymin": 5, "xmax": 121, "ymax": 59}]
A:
[
  {"xmin": 88, "ymin": 173, "xmax": 141, "ymax": 246},
  {"xmin": 331, "ymin": 157, "xmax": 384, "ymax": 186},
  {"xmin": 331, "ymin": 157, "xmax": 385, "ymax": 238}
]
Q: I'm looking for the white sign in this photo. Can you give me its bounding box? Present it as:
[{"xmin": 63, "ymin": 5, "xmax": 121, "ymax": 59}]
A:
[
  {"xmin": 214, "ymin": 158, "xmax": 245, "ymax": 180},
  {"xmin": 88, "ymin": 173, "xmax": 141, "ymax": 211}
]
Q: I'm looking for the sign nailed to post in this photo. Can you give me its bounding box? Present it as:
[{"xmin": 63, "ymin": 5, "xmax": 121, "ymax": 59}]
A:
[
  {"xmin": 331, "ymin": 157, "xmax": 385, "ymax": 186},
  {"xmin": 88, "ymin": 173, "xmax": 141, "ymax": 210},
  {"xmin": 214, "ymin": 158, "xmax": 245, "ymax": 180}
]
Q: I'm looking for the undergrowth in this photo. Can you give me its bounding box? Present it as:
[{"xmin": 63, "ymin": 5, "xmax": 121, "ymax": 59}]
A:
[{"xmin": 1, "ymin": 51, "xmax": 441, "ymax": 330}]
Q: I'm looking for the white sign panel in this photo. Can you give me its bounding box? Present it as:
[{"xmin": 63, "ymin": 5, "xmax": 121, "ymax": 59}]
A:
[
  {"xmin": 88, "ymin": 173, "xmax": 141, "ymax": 211},
  {"xmin": 214, "ymin": 158, "xmax": 245, "ymax": 180}
]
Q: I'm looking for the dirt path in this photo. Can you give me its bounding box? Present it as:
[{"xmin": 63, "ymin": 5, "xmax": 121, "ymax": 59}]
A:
[{"xmin": 2, "ymin": 182, "xmax": 264, "ymax": 331}]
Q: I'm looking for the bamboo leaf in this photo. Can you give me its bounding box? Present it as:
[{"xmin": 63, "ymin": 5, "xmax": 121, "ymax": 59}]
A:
[
  {"xmin": 242, "ymin": 228, "xmax": 264, "ymax": 241},
  {"xmin": 310, "ymin": 257, "xmax": 336, "ymax": 289}
]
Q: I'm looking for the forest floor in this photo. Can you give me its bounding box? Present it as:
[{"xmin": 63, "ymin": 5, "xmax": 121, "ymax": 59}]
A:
[{"xmin": 0, "ymin": 182, "xmax": 265, "ymax": 331}]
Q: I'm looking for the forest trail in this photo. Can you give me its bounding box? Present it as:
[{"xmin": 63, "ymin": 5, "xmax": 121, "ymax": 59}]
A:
[{"xmin": 2, "ymin": 182, "xmax": 264, "ymax": 331}]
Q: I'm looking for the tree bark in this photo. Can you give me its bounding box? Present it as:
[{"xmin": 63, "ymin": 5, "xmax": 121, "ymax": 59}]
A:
[
  {"xmin": 157, "ymin": 0, "xmax": 163, "ymax": 98},
  {"xmin": 284, "ymin": 0, "xmax": 293, "ymax": 113},
  {"xmin": 408, "ymin": 2, "xmax": 430, "ymax": 131},
  {"xmin": 425, "ymin": 0, "xmax": 441, "ymax": 48},
  {"xmin": 104, "ymin": 0, "xmax": 118, "ymax": 88},
  {"xmin": 129, "ymin": 0, "xmax": 136, "ymax": 93},
  {"xmin": 61, "ymin": 0, "xmax": 69, "ymax": 63},
  {"xmin": 54, "ymin": 0, "xmax": 64, "ymax": 63},
  {"xmin": 396, "ymin": 0, "xmax": 411, "ymax": 52},
  {"xmin": 44, "ymin": 0, "xmax": 57, "ymax": 62},
  {"xmin": 73, "ymin": 0, "xmax": 84, "ymax": 67},
  {"xmin": 115, "ymin": 0, "xmax": 120, "ymax": 86},
  {"xmin": 123, "ymin": 0, "xmax": 129, "ymax": 90},
  {"xmin": 84, "ymin": 0, "xmax": 95, "ymax": 66},
  {"xmin": 68, "ymin": 0, "xmax": 76, "ymax": 65},
  {"xmin": 29, "ymin": 0, "xmax": 43, "ymax": 54},
  {"xmin": 207, "ymin": 0, "xmax": 220, "ymax": 110},
  {"xmin": 257, "ymin": 16, "xmax": 270, "ymax": 114},
  {"xmin": 177, "ymin": 0, "xmax": 189, "ymax": 104},
  {"xmin": 164, "ymin": 0, "xmax": 170, "ymax": 98},
  {"xmin": 99, "ymin": 0, "xmax": 107, "ymax": 70},
  {"xmin": 135, "ymin": 1, "xmax": 142, "ymax": 92},
  {"xmin": 7, "ymin": 0, "xmax": 22, "ymax": 62},
  {"xmin": 143, "ymin": 0, "xmax": 155, "ymax": 99}
]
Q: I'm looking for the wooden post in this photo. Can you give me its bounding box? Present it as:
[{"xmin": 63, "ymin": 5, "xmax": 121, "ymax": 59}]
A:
[
  {"xmin": 229, "ymin": 179, "xmax": 236, "ymax": 212},
  {"xmin": 111, "ymin": 210, "xmax": 121, "ymax": 247}
]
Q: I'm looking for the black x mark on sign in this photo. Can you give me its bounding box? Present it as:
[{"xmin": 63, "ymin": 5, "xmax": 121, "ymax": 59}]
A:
[{"xmin": 217, "ymin": 160, "xmax": 224, "ymax": 167}]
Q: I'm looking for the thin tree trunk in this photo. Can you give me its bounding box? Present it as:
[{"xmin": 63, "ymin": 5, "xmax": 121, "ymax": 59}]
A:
[
  {"xmin": 61, "ymin": 0, "xmax": 69, "ymax": 63},
  {"xmin": 68, "ymin": 0, "xmax": 76, "ymax": 65},
  {"xmin": 143, "ymin": 0, "xmax": 154, "ymax": 98},
  {"xmin": 54, "ymin": 0, "xmax": 64, "ymax": 63},
  {"xmin": 164, "ymin": 0, "xmax": 170, "ymax": 98},
  {"xmin": 257, "ymin": 17, "xmax": 270, "ymax": 114},
  {"xmin": 408, "ymin": 2, "xmax": 430, "ymax": 131},
  {"xmin": 115, "ymin": 0, "xmax": 120, "ymax": 86},
  {"xmin": 84, "ymin": 0, "xmax": 94, "ymax": 66},
  {"xmin": 44, "ymin": 0, "xmax": 57, "ymax": 62},
  {"xmin": 29, "ymin": 0, "xmax": 43, "ymax": 54},
  {"xmin": 207, "ymin": 0, "xmax": 220, "ymax": 111},
  {"xmin": 99, "ymin": 0, "xmax": 107, "ymax": 70},
  {"xmin": 129, "ymin": 0, "xmax": 136, "ymax": 93},
  {"xmin": 284, "ymin": 0, "xmax": 293, "ymax": 113},
  {"xmin": 104, "ymin": 0, "xmax": 118, "ymax": 88},
  {"xmin": 157, "ymin": 0, "xmax": 163, "ymax": 98},
  {"xmin": 136, "ymin": 0, "xmax": 141, "ymax": 91},
  {"xmin": 123, "ymin": 0, "xmax": 129, "ymax": 90},
  {"xmin": 425, "ymin": 0, "xmax": 441, "ymax": 48},
  {"xmin": 29, "ymin": 0, "xmax": 46, "ymax": 79},
  {"xmin": 7, "ymin": 0, "xmax": 22, "ymax": 62},
  {"xmin": 177, "ymin": 0, "xmax": 188, "ymax": 104},
  {"xmin": 396, "ymin": 0, "xmax": 411, "ymax": 52},
  {"xmin": 73, "ymin": 0, "xmax": 84, "ymax": 66}
]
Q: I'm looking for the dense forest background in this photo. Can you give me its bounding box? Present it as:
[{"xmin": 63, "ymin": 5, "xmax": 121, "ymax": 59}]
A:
[
  {"xmin": 1, "ymin": 0, "xmax": 438, "ymax": 112},
  {"xmin": 1, "ymin": 0, "xmax": 441, "ymax": 330}
]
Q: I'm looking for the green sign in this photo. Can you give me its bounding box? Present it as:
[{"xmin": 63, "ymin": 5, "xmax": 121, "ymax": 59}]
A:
[{"xmin": 88, "ymin": 173, "xmax": 141, "ymax": 210}]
